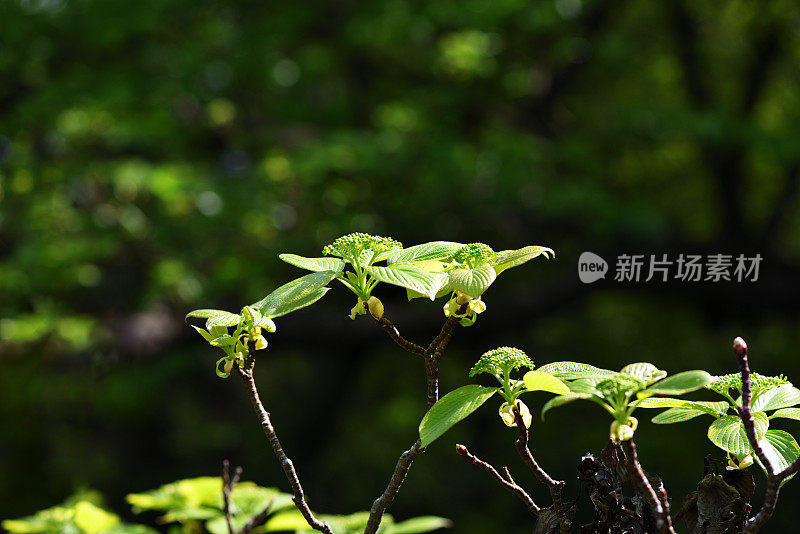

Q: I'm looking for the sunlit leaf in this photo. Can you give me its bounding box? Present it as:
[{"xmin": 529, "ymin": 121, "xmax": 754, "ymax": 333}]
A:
[
  {"xmin": 279, "ymin": 254, "xmax": 346, "ymax": 273},
  {"xmin": 707, "ymin": 413, "xmax": 769, "ymax": 457},
  {"xmin": 419, "ymin": 385, "xmax": 496, "ymax": 447},
  {"xmin": 522, "ymin": 371, "xmax": 572, "ymax": 395}
]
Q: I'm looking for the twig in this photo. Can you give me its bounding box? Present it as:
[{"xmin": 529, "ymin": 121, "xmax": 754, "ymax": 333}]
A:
[
  {"xmin": 235, "ymin": 344, "xmax": 334, "ymax": 534},
  {"xmin": 455, "ymin": 444, "xmax": 541, "ymax": 515},
  {"xmin": 240, "ymin": 504, "xmax": 273, "ymax": 534},
  {"xmin": 622, "ymin": 440, "xmax": 675, "ymax": 534},
  {"xmin": 222, "ymin": 460, "xmax": 243, "ymax": 534},
  {"xmin": 372, "ymin": 316, "xmax": 425, "ymax": 356},
  {"xmin": 733, "ymin": 336, "xmax": 800, "ymax": 533},
  {"xmin": 364, "ymin": 440, "xmax": 425, "ymax": 534},
  {"xmin": 363, "ymin": 312, "xmax": 466, "ymax": 533},
  {"xmin": 513, "ymin": 409, "xmax": 570, "ymax": 534}
]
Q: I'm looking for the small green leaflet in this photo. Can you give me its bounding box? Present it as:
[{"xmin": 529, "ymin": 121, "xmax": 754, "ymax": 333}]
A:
[
  {"xmin": 279, "ymin": 254, "xmax": 346, "ymax": 273},
  {"xmin": 251, "ymin": 271, "xmax": 336, "ymax": 318},
  {"xmin": 638, "ymin": 370, "xmax": 715, "ymax": 398},
  {"xmin": 535, "ymin": 362, "xmax": 616, "ymax": 381},
  {"xmin": 385, "ymin": 241, "xmax": 464, "ymax": 264},
  {"xmin": 419, "ymin": 385, "xmax": 497, "ymax": 447},
  {"xmin": 621, "ymin": 362, "xmax": 666, "ymax": 384},
  {"xmin": 447, "ymin": 264, "xmax": 496, "ymax": 298},
  {"xmin": 771, "ymin": 408, "xmax": 800, "ymax": 422},
  {"xmin": 522, "ymin": 371, "xmax": 572, "ymax": 395},
  {"xmin": 185, "ymin": 309, "xmax": 241, "ymax": 329},
  {"xmin": 707, "ymin": 412, "xmax": 769, "ymax": 457},
  {"xmin": 756, "ymin": 430, "xmax": 800, "ymax": 483},
  {"xmin": 493, "ymin": 246, "xmax": 554, "ymax": 275},
  {"xmin": 366, "ymin": 264, "xmax": 448, "ymax": 300},
  {"xmin": 752, "ymin": 384, "xmax": 800, "ymax": 412}
]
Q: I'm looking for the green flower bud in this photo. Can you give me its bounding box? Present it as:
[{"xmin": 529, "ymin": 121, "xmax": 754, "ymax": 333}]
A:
[
  {"xmin": 349, "ymin": 298, "xmax": 367, "ymax": 320},
  {"xmin": 499, "ymin": 400, "xmax": 532, "ymax": 428},
  {"xmin": 367, "ymin": 296, "xmax": 384, "ymax": 320},
  {"xmin": 254, "ymin": 334, "xmax": 268, "ymax": 350},
  {"xmin": 322, "ymin": 233, "xmax": 402, "ymax": 260},
  {"xmin": 453, "ymin": 243, "xmax": 496, "ymax": 266},
  {"xmin": 610, "ymin": 417, "xmax": 638, "ymax": 444},
  {"xmin": 470, "ymin": 347, "xmax": 534, "ymax": 379}
]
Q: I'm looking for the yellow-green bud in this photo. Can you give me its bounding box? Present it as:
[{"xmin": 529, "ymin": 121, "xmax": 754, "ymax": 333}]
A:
[
  {"xmin": 610, "ymin": 417, "xmax": 638, "ymax": 444},
  {"xmin": 728, "ymin": 452, "xmax": 754, "ymax": 470},
  {"xmin": 254, "ymin": 334, "xmax": 268, "ymax": 350},
  {"xmin": 367, "ymin": 296, "xmax": 384, "ymax": 320},
  {"xmin": 499, "ymin": 400, "xmax": 532, "ymax": 428},
  {"xmin": 223, "ymin": 359, "xmax": 234, "ymax": 374}
]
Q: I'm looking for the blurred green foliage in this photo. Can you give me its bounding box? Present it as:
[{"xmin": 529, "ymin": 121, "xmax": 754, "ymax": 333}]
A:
[{"xmin": 3, "ymin": 0, "xmax": 800, "ymax": 531}]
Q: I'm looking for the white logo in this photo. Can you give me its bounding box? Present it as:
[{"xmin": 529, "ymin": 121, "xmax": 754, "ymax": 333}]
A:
[{"xmin": 578, "ymin": 252, "xmax": 608, "ymax": 284}]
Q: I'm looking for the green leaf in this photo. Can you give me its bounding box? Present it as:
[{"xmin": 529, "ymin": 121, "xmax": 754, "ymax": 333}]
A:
[
  {"xmin": 419, "ymin": 385, "xmax": 497, "ymax": 447},
  {"xmin": 251, "ymin": 271, "xmax": 336, "ymax": 318},
  {"xmin": 385, "ymin": 241, "xmax": 464, "ymax": 264},
  {"xmin": 753, "ymin": 385, "xmax": 800, "ymax": 412},
  {"xmin": 382, "ymin": 516, "xmax": 452, "ymax": 533},
  {"xmin": 279, "ymin": 254, "xmax": 346, "ymax": 273},
  {"xmin": 366, "ymin": 264, "xmax": 448, "ymax": 300},
  {"xmin": 640, "ymin": 371, "xmax": 715, "ymax": 397},
  {"xmin": 492, "ymin": 246, "xmax": 554, "ymax": 274},
  {"xmin": 621, "ymin": 362, "xmax": 666, "ymax": 384},
  {"xmin": 707, "ymin": 413, "xmax": 769, "ymax": 456},
  {"xmin": 446, "ymin": 264, "xmax": 497, "ymax": 298},
  {"xmin": 568, "ymin": 378, "xmax": 604, "ymax": 394},
  {"xmin": 541, "ymin": 393, "xmax": 593, "ymax": 419},
  {"xmin": 757, "ymin": 430, "xmax": 800, "ymax": 482},
  {"xmin": 522, "ymin": 371, "xmax": 572, "ymax": 395},
  {"xmin": 186, "ymin": 309, "xmax": 241, "ymax": 328},
  {"xmin": 632, "ymin": 397, "xmax": 728, "ymax": 417},
  {"xmin": 73, "ymin": 502, "xmax": 120, "ymax": 534},
  {"xmin": 652, "ymin": 407, "xmax": 711, "ymax": 424},
  {"xmin": 535, "ymin": 362, "xmax": 616, "ymax": 380},
  {"xmin": 771, "ymin": 408, "xmax": 800, "ymax": 421}
]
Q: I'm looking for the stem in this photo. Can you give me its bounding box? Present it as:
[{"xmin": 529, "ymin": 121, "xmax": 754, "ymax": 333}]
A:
[
  {"xmin": 733, "ymin": 336, "xmax": 800, "ymax": 534},
  {"xmin": 222, "ymin": 460, "xmax": 242, "ymax": 534},
  {"xmin": 513, "ymin": 409, "xmax": 570, "ymax": 534},
  {"xmin": 235, "ymin": 350, "xmax": 333, "ymax": 534},
  {"xmin": 455, "ymin": 444, "xmax": 541, "ymax": 515},
  {"xmin": 371, "ymin": 315, "xmax": 426, "ymax": 356},
  {"xmin": 363, "ymin": 440, "xmax": 425, "ymax": 534},
  {"xmin": 363, "ymin": 312, "xmax": 464, "ymax": 533},
  {"xmin": 622, "ymin": 440, "xmax": 675, "ymax": 534}
]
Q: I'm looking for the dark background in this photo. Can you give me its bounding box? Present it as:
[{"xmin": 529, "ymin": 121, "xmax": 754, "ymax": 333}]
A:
[{"xmin": 2, "ymin": 0, "xmax": 800, "ymax": 531}]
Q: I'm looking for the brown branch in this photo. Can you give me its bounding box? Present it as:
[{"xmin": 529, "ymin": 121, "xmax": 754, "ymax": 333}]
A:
[
  {"xmin": 240, "ymin": 504, "xmax": 273, "ymax": 534},
  {"xmin": 364, "ymin": 440, "xmax": 425, "ymax": 534},
  {"xmin": 372, "ymin": 315, "xmax": 425, "ymax": 356},
  {"xmin": 222, "ymin": 460, "xmax": 243, "ymax": 534},
  {"xmin": 513, "ymin": 409, "xmax": 570, "ymax": 534},
  {"xmin": 622, "ymin": 440, "xmax": 675, "ymax": 534},
  {"xmin": 455, "ymin": 444, "xmax": 541, "ymax": 515},
  {"xmin": 732, "ymin": 336, "xmax": 800, "ymax": 533},
  {"xmin": 235, "ymin": 346, "xmax": 333, "ymax": 534}
]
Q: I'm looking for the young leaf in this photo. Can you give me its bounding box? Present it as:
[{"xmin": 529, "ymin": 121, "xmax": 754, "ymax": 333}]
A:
[
  {"xmin": 756, "ymin": 430, "xmax": 800, "ymax": 483},
  {"xmin": 366, "ymin": 264, "xmax": 448, "ymax": 300},
  {"xmin": 621, "ymin": 362, "xmax": 666, "ymax": 384},
  {"xmin": 419, "ymin": 385, "xmax": 497, "ymax": 447},
  {"xmin": 382, "ymin": 516, "xmax": 453, "ymax": 533},
  {"xmin": 536, "ymin": 362, "xmax": 616, "ymax": 380},
  {"xmin": 186, "ymin": 309, "xmax": 241, "ymax": 329},
  {"xmin": 522, "ymin": 371, "xmax": 572, "ymax": 395},
  {"xmin": 752, "ymin": 384, "xmax": 800, "ymax": 413},
  {"xmin": 639, "ymin": 370, "xmax": 715, "ymax": 398},
  {"xmin": 493, "ymin": 245, "xmax": 554, "ymax": 274},
  {"xmin": 251, "ymin": 271, "xmax": 336, "ymax": 318},
  {"xmin": 632, "ymin": 398, "xmax": 728, "ymax": 417},
  {"xmin": 447, "ymin": 264, "xmax": 497, "ymax": 298},
  {"xmin": 385, "ymin": 241, "xmax": 464, "ymax": 264},
  {"xmin": 541, "ymin": 393, "xmax": 594, "ymax": 420},
  {"xmin": 707, "ymin": 413, "xmax": 769, "ymax": 457},
  {"xmin": 279, "ymin": 254, "xmax": 346, "ymax": 273},
  {"xmin": 771, "ymin": 408, "xmax": 800, "ymax": 421},
  {"xmin": 652, "ymin": 407, "xmax": 712, "ymax": 424}
]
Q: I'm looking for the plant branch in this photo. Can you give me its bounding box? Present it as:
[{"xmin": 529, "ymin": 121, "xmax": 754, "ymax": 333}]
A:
[
  {"xmin": 235, "ymin": 346, "xmax": 333, "ymax": 534},
  {"xmin": 513, "ymin": 409, "xmax": 570, "ymax": 534},
  {"xmin": 364, "ymin": 439, "xmax": 425, "ymax": 534},
  {"xmin": 372, "ymin": 315, "xmax": 426, "ymax": 356},
  {"xmin": 455, "ymin": 444, "xmax": 541, "ymax": 515},
  {"xmin": 733, "ymin": 336, "xmax": 800, "ymax": 533},
  {"xmin": 622, "ymin": 440, "xmax": 675, "ymax": 534},
  {"xmin": 222, "ymin": 460, "xmax": 242, "ymax": 534}
]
